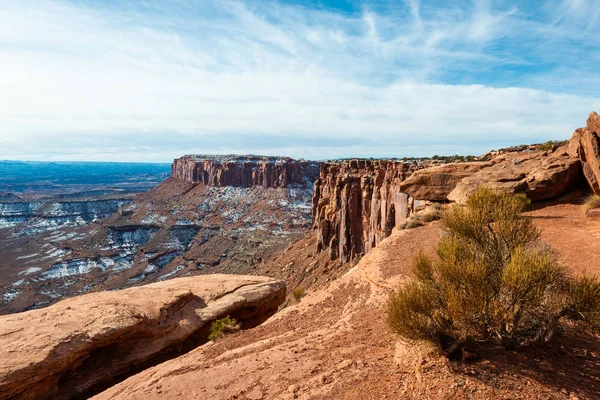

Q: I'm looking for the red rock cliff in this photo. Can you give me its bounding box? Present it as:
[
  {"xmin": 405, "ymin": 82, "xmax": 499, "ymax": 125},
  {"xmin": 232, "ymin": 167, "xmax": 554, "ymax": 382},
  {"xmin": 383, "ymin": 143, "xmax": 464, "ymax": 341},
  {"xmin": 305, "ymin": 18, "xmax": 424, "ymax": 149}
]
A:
[
  {"xmin": 171, "ymin": 155, "xmax": 319, "ymax": 188},
  {"xmin": 312, "ymin": 159, "xmax": 422, "ymax": 262}
]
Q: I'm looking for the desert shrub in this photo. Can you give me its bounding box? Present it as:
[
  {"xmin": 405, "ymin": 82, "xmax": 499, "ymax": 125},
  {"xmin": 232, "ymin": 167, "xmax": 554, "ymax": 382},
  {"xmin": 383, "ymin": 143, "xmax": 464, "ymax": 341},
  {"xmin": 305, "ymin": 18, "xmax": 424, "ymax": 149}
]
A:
[
  {"xmin": 536, "ymin": 140, "xmax": 567, "ymax": 151},
  {"xmin": 583, "ymin": 194, "xmax": 600, "ymax": 210},
  {"xmin": 208, "ymin": 316, "xmax": 240, "ymax": 341},
  {"xmin": 399, "ymin": 218, "xmax": 424, "ymax": 230},
  {"xmin": 419, "ymin": 204, "xmax": 442, "ymax": 223},
  {"xmin": 292, "ymin": 287, "xmax": 306, "ymax": 301},
  {"xmin": 387, "ymin": 188, "xmax": 600, "ymax": 356},
  {"xmin": 564, "ymin": 275, "xmax": 600, "ymax": 328},
  {"xmin": 399, "ymin": 204, "xmax": 442, "ymax": 230}
]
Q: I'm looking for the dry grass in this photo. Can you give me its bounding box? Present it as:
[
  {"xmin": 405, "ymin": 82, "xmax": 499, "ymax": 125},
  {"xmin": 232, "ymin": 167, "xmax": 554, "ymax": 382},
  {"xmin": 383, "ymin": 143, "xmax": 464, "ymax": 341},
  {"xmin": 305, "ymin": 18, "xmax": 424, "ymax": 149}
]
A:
[
  {"xmin": 583, "ymin": 194, "xmax": 600, "ymax": 210},
  {"xmin": 208, "ymin": 316, "xmax": 240, "ymax": 341},
  {"xmin": 387, "ymin": 188, "xmax": 600, "ymax": 356}
]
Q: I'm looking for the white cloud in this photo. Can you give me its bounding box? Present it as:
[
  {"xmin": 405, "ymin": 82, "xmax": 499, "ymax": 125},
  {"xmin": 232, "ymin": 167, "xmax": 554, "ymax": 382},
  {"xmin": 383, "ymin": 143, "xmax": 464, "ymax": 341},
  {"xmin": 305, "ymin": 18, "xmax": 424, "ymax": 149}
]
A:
[{"xmin": 0, "ymin": 0, "xmax": 598, "ymax": 162}]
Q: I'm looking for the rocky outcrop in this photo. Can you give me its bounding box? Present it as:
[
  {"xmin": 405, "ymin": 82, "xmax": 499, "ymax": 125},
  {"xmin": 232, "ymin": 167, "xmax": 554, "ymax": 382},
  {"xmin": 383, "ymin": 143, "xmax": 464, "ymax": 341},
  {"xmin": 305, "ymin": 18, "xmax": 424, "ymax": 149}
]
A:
[
  {"xmin": 171, "ymin": 155, "xmax": 319, "ymax": 188},
  {"xmin": 448, "ymin": 144, "xmax": 582, "ymax": 203},
  {"xmin": 313, "ymin": 141, "xmax": 585, "ymax": 261},
  {"xmin": 398, "ymin": 162, "xmax": 491, "ymax": 201},
  {"xmin": 570, "ymin": 112, "xmax": 600, "ymax": 193},
  {"xmin": 312, "ymin": 160, "xmax": 422, "ymax": 262},
  {"xmin": 0, "ymin": 275, "xmax": 285, "ymax": 400}
]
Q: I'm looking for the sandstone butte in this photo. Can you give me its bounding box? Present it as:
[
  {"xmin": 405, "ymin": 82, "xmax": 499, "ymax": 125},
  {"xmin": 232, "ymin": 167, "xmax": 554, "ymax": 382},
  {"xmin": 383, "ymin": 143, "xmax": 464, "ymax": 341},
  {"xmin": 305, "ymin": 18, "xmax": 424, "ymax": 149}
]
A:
[
  {"xmin": 0, "ymin": 275, "xmax": 286, "ymax": 400},
  {"xmin": 2, "ymin": 113, "xmax": 600, "ymax": 399}
]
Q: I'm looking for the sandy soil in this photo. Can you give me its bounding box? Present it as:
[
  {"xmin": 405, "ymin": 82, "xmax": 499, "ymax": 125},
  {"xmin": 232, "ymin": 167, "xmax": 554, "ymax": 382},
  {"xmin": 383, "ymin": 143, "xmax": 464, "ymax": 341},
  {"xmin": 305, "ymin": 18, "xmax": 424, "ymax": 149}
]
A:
[{"xmin": 95, "ymin": 200, "xmax": 600, "ymax": 400}]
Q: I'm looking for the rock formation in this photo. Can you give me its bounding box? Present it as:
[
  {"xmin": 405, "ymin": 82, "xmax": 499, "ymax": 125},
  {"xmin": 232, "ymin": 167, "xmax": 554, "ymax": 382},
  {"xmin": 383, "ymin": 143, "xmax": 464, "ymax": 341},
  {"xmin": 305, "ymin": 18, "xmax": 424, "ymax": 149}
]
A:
[
  {"xmin": 171, "ymin": 155, "xmax": 319, "ymax": 188},
  {"xmin": 570, "ymin": 111, "xmax": 600, "ymax": 193},
  {"xmin": 312, "ymin": 136, "xmax": 586, "ymax": 261},
  {"xmin": 312, "ymin": 160, "xmax": 422, "ymax": 262},
  {"xmin": 397, "ymin": 162, "xmax": 491, "ymax": 201},
  {"xmin": 0, "ymin": 274, "xmax": 285, "ymax": 400},
  {"xmin": 448, "ymin": 144, "xmax": 582, "ymax": 203}
]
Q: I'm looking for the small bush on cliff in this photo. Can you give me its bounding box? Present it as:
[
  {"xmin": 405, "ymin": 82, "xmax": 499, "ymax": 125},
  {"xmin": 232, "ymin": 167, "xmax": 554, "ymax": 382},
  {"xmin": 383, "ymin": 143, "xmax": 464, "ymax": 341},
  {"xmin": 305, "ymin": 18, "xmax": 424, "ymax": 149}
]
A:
[
  {"xmin": 208, "ymin": 316, "xmax": 240, "ymax": 341},
  {"xmin": 399, "ymin": 204, "xmax": 442, "ymax": 230},
  {"xmin": 583, "ymin": 194, "xmax": 600, "ymax": 210},
  {"xmin": 536, "ymin": 140, "xmax": 567, "ymax": 151},
  {"xmin": 292, "ymin": 287, "xmax": 306, "ymax": 301},
  {"xmin": 387, "ymin": 188, "xmax": 600, "ymax": 356}
]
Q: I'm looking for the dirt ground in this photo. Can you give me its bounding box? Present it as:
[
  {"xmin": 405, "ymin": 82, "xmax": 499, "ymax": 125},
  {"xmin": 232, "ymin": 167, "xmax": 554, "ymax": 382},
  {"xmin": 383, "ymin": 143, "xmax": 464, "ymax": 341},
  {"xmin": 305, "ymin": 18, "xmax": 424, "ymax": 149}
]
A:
[{"xmin": 95, "ymin": 199, "xmax": 600, "ymax": 400}]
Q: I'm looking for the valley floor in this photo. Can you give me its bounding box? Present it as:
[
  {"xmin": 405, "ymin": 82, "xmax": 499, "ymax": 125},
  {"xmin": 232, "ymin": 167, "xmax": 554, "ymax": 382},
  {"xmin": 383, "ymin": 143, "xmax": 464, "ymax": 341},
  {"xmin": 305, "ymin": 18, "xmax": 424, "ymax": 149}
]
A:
[{"xmin": 96, "ymin": 200, "xmax": 600, "ymax": 400}]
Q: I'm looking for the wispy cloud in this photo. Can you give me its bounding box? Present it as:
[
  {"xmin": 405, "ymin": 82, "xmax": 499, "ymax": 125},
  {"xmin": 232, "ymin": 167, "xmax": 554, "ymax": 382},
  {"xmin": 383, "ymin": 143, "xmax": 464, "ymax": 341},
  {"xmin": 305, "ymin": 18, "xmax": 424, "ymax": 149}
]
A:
[{"xmin": 0, "ymin": 0, "xmax": 598, "ymax": 161}]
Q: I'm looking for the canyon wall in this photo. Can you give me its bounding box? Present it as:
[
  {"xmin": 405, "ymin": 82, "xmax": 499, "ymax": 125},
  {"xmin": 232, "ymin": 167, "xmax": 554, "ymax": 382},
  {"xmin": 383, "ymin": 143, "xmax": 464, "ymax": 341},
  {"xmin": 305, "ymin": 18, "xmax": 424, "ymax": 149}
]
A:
[
  {"xmin": 312, "ymin": 159, "xmax": 422, "ymax": 262},
  {"xmin": 171, "ymin": 155, "xmax": 319, "ymax": 188}
]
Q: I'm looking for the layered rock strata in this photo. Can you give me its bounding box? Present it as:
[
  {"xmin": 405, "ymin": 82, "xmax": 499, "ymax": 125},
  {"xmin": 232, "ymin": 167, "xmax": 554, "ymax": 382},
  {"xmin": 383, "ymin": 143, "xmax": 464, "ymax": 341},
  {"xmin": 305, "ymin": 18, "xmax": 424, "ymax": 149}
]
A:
[
  {"xmin": 312, "ymin": 160, "xmax": 421, "ymax": 262},
  {"xmin": 171, "ymin": 155, "xmax": 319, "ymax": 188},
  {"xmin": 0, "ymin": 275, "xmax": 285, "ymax": 400}
]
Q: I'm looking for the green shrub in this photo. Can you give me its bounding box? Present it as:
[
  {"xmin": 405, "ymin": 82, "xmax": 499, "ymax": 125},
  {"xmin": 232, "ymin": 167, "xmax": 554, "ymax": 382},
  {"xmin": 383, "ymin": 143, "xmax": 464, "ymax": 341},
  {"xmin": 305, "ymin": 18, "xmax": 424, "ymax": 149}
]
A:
[
  {"xmin": 387, "ymin": 188, "xmax": 600, "ymax": 356},
  {"xmin": 583, "ymin": 194, "xmax": 600, "ymax": 210},
  {"xmin": 292, "ymin": 287, "xmax": 306, "ymax": 301},
  {"xmin": 208, "ymin": 316, "xmax": 240, "ymax": 341}
]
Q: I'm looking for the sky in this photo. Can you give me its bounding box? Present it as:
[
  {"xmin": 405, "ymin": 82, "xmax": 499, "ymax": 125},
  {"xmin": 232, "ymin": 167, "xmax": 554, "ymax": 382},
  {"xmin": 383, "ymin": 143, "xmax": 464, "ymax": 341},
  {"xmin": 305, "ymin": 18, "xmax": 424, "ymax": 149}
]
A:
[{"xmin": 0, "ymin": 0, "xmax": 599, "ymax": 162}]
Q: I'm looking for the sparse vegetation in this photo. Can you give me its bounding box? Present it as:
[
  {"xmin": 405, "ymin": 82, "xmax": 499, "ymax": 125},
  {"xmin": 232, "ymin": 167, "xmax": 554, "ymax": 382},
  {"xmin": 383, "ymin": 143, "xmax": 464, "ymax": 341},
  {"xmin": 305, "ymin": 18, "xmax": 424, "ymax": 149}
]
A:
[
  {"xmin": 387, "ymin": 188, "xmax": 600, "ymax": 357},
  {"xmin": 399, "ymin": 204, "xmax": 442, "ymax": 230},
  {"xmin": 292, "ymin": 287, "xmax": 306, "ymax": 301},
  {"xmin": 208, "ymin": 316, "xmax": 240, "ymax": 341},
  {"xmin": 583, "ymin": 194, "xmax": 600, "ymax": 210},
  {"xmin": 403, "ymin": 154, "xmax": 478, "ymax": 163},
  {"xmin": 536, "ymin": 140, "xmax": 568, "ymax": 151}
]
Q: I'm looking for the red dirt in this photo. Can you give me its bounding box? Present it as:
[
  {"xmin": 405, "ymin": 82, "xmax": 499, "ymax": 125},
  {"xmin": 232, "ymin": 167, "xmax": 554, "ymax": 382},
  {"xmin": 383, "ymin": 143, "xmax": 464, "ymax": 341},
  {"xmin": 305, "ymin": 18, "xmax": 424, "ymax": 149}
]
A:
[{"xmin": 95, "ymin": 200, "xmax": 600, "ymax": 400}]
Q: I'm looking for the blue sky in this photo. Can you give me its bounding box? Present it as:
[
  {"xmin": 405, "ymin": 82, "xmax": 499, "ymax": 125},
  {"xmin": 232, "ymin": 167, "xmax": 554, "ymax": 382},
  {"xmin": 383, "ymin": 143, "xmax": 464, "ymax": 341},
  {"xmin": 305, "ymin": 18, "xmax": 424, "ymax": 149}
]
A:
[{"xmin": 0, "ymin": 0, "xmax": 598, "ymax": 162}]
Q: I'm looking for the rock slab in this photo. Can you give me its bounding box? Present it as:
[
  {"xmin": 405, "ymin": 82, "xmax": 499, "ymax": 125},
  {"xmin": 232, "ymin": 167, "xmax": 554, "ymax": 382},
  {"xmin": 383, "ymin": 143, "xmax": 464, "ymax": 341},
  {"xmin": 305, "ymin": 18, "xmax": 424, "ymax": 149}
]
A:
[
  {"xmin": 448, "ymin": 145, "xmax": 582, "ymax": 203},
  {"xmin": 397, "ymin": 162, "xmax": 491, "ymax": 201},
  {"xmin": 0, "ymin": 275, "xmax": 285, "ymax": 400}
]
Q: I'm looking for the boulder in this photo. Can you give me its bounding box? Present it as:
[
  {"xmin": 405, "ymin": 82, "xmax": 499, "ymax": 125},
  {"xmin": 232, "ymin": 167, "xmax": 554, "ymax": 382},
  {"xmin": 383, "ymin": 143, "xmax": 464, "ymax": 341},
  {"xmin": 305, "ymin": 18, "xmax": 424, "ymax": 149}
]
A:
[
  {"xmin": 398, "ymin": 162, "xmax": 492, "ymax": 201},
  {"xmin": 0, "ymin": 275, "xmax": 285, "ymax": 400},
  {"xmin": 448, "ymin": 146, "xmax": 582, "ymax": 203},
  {"xmin": 570, "ymin": 112, "xmax": 600, "ymax": 193}
]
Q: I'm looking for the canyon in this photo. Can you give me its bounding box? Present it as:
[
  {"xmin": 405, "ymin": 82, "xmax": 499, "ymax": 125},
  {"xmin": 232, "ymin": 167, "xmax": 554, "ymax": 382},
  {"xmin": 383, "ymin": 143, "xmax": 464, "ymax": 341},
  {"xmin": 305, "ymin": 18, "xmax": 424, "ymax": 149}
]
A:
[
  {"xmin": 0, "ymin": 155, "xmax": 319, "ymax": 314},
  {"xmin": 1, "ymin": 114, "xmax": 600, "ymax": 399}
]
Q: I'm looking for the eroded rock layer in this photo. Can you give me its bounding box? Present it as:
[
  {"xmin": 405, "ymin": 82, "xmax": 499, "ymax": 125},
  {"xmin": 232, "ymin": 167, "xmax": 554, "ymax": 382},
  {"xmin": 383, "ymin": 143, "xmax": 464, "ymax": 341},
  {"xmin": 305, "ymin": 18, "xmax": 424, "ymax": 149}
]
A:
[
  {"xmin": 171, "ymin": 155, "xmax": 319, "ymax": 188},
  {"xmin": 0, "ymin": 274, "xmax": 285, "ymax": 400},
  {"xmin": 312, "ymin": 160, "xmax": 420, "ymax": 262},
  {"xmin": 570, "ymin": 111, "xmax": 600, "ymax": 193}
]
